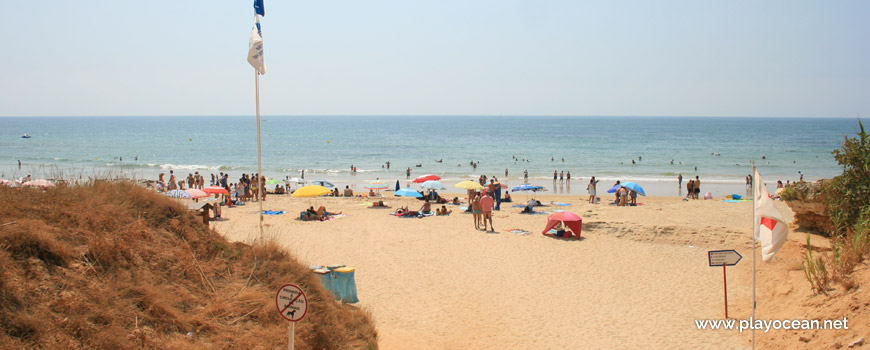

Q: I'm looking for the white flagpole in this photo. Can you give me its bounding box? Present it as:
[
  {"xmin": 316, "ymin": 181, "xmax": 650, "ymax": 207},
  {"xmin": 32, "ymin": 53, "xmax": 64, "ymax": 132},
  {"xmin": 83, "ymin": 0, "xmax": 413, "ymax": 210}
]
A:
[
  {"xmin": 751, "ymin": 161, "xmax": 757, "ymax": 349},
  {"xmin": 254, "ymin": 14, "xmax": 264, "ymax": 241}
]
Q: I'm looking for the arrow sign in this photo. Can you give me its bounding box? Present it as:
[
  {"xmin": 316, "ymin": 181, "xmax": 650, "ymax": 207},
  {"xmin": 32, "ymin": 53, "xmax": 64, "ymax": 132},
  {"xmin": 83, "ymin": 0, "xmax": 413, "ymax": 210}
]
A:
[{"xmin": 708, "ymin": 250, "xmax": 742, "ymax": 267}]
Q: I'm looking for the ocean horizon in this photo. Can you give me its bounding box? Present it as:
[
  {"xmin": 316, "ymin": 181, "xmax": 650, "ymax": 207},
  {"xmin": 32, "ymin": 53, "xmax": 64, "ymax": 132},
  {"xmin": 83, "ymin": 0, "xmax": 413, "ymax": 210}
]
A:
[{"xmin": 1, "ymin": 115, "xmax": 860, "ymax": 196}]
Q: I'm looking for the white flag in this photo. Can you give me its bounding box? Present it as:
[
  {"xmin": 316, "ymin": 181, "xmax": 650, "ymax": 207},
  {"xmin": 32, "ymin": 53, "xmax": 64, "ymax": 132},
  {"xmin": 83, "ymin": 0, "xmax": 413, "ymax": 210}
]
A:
[
  {"xmin": 754, "ymin": 169, "xmax": 788, "ymax": 262},
  {"xmin": 247, "ymin": 17, "xmax": 266, "ymax": 75}
]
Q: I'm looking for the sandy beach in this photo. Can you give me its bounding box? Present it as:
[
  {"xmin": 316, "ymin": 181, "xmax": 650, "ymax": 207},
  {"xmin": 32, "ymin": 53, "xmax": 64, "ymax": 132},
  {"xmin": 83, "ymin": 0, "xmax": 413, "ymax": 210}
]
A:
[{"xmin": 212, "ymin": 192, "xmax": 792, "ymax": 349}]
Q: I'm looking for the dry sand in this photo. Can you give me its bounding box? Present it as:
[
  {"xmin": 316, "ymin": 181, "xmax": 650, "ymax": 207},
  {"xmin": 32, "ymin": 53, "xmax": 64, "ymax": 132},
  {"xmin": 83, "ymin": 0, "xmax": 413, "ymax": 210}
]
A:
[{"xmin": 212, "ymin": 192, "xmax": 796, "ymax": 349}]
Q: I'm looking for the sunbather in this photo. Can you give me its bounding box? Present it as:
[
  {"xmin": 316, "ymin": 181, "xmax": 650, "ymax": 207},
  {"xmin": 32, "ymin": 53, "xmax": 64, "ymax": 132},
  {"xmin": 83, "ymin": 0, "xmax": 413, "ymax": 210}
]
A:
[
  {"xmin": 419, "ymin": 200, "xmax": 432, "ymax": 215},
  {"xmin": 502, "ymin": 192, "xmax": 512, "ymax": 202},
  {"xmin": 436, "ymin": 205, "xmax": 452, "ymax": 216},
  {"xmin": 316, "ymin": 206, "xmax": 341, "ymax": 218}
]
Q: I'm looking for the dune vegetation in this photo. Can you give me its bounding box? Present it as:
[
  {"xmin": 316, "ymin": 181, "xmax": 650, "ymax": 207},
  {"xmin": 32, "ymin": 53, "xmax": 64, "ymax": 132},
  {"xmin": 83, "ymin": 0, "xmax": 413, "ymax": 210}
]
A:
[{"xmin": 0, "ymin": 181, "xmax": 377, "ymax": 349}]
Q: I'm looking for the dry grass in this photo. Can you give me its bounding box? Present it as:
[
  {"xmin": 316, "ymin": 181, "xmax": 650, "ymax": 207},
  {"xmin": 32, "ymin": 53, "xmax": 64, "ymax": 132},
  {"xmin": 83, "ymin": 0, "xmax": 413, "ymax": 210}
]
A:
[{"xmin": 0, "ymin": 182, "xmax": 377, "ymax": 349}]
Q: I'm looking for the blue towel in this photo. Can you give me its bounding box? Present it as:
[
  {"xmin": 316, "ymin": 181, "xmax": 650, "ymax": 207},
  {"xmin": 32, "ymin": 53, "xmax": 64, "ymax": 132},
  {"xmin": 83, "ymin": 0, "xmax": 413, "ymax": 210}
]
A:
[
  {"xmin": 263, "ymin": 210, "xmax": 286, "ymax": 215},
  {"xmin": 511, "ymin": 204, "xmax": 526, "ymax": 208},
  {"xmin": 552, "ymin": 202, "xmax": 572, "ymax": 206}
]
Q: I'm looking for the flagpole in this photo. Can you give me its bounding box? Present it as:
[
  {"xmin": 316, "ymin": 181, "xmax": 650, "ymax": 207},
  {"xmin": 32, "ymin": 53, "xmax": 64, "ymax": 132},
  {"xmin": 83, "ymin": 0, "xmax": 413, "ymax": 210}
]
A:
[
  {"xmin": 751, "ymin": 161, "xmax": 757, "ymax": 350},
  {"xmin": 255, "ymin": 69, "xmax": 264, "ymax": 241}
]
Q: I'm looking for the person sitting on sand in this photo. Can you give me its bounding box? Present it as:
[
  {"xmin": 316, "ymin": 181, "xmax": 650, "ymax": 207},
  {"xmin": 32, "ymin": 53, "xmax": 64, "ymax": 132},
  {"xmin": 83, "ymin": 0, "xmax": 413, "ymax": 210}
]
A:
[
  {"xmin": 436, "ymin": 205, "xmax": 452, "ymax": 216},
  {"xmin": 305, "ymin": 206, "xmax": 320, "ymax": 220},
  {"xmin": 332, "ymin": 187, "xmax": 339, "ymax": 196},
  {"xmin": 521, "ymin": 198, "xmax": 536, "ymax": 213},
  {"xmin": 344, "ymin": 186, "xmax": 353, "ymax": 197},
  {"xmin": 368, "ymin": 189, "xmax": 377, "ymax": 197},
  {"xmin": 419, "ymin": 200, "xmax": 432, "ymax": 215},
  {"xmin": 451, "ymin": 197, "xmax": 461, "ymax": 205},
  {"xmin": 370, "ymin": 200, "xmax": 388, "ymax": 208},
  {"xmin": 502, "ymin": 191, "xmax": 512, "ymax": 203},
  {"xmin": 275, "ymin": 185, "xmax": 285, "ymax": 194}
]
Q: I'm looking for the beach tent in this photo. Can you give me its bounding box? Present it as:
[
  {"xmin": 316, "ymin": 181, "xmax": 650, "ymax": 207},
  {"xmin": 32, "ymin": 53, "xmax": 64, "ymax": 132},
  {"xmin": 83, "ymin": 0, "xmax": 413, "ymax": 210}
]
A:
[{"xmin": 541, "ymin": 211, "xmax": 582, "ymax": 239}]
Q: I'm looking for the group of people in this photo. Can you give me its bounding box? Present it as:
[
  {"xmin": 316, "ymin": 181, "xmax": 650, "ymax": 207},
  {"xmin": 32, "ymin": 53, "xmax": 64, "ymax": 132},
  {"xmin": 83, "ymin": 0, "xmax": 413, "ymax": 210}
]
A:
[
  {"xmin": 553, "ymin": 170, "xmax": 571, "ymax": 183},
  {"xmin": 302, "ymin": 206, "xmax": 341, "ymax": 221},
  {"xmin": 468, "ymin": 191, "xmax": 495, "ymax": 231},
  {"xmin": 684, "ymin": 176, "xmax": 702, "ymax": 200}
]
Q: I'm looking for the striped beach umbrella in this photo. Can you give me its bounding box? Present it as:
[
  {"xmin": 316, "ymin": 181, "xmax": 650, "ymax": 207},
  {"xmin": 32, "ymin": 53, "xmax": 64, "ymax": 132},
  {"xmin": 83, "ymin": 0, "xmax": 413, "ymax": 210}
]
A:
[{"xmin": 164, "ymin": 189, "xmax": 191, "ymax": 198}]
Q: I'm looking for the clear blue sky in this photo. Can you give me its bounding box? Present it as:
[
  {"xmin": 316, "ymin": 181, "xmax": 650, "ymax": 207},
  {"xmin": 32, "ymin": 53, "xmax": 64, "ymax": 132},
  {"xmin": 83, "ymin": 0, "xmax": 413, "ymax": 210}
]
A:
[{"xmin": 1, "ymin": 1, "xmax": 867, "ymax": 117}]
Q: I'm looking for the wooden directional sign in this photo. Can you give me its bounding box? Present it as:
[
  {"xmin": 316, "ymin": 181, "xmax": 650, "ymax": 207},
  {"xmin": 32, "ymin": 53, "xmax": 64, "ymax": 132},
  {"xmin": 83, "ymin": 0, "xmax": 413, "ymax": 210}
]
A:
[
  {"xmin": 708, "ymin": 250, "xmax": 742, "ymax": 267},
  {"xmin": 276, "ymin": 284, "xmax": 308, "ymax": 322}
]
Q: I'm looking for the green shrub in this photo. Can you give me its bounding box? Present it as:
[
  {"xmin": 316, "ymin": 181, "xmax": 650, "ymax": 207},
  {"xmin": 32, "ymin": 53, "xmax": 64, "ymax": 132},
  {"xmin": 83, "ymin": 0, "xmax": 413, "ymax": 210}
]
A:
[
  {"xmin": 823, "ymin": 120, "xmax": 870, "ymax": 236},
  {"xmin": 803, "ymin": 234, "xmax": 830, "ymax": 294}
]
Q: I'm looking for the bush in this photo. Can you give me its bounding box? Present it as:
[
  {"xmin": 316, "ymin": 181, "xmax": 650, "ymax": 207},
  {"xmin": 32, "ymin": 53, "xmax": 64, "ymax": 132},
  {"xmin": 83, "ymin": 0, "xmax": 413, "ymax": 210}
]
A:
[{"xmin": 824, "ymin": 120, "xmax": 870, "ymax": 235}]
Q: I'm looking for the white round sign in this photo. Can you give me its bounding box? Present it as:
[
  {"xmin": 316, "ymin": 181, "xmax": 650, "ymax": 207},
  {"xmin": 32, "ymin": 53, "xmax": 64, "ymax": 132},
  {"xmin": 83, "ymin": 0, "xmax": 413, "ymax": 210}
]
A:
[{"xmin": 275, "ymin": 283, "xmax": 308, "ymax": 322}]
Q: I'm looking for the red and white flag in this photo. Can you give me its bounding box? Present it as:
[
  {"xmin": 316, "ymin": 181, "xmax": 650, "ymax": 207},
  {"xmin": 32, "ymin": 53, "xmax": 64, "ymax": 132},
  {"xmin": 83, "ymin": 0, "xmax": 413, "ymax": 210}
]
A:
[{"xmin": 754, "ymin": 169, "xmax": 789, "ymax": 262}]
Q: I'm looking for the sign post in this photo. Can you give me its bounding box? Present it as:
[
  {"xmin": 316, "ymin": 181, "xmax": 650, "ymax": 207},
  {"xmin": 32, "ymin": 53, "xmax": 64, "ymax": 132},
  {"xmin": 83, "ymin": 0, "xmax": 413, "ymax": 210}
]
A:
[
  {"xmin": 708, "ymin": 250, "xmax": 742, "ymax": 318},
  {"xmin": 276, "ymin": 284, "xmax": 308, "ymax": 350}
]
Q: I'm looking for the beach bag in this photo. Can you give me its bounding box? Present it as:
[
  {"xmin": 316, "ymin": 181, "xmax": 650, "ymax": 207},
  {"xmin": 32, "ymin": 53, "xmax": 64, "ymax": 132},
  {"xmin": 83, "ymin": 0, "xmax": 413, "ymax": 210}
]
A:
[{"xmin": 705, "ymin": 192, "xmax": 713, "ymax": 200}]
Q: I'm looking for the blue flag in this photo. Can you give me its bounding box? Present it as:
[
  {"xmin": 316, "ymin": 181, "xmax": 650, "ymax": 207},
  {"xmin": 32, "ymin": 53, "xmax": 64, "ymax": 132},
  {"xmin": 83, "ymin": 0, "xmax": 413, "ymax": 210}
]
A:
[{"xmin": 254, "ymin": 0, "xmax": 265, "ymax": 16}]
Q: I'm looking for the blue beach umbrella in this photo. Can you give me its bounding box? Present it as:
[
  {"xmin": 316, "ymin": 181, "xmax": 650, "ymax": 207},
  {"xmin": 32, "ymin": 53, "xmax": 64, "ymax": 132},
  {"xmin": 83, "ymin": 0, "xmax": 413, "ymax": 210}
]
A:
[
  {"xmin": 312, "ymin": 180, "xmax": 335, "ymax": 188},
  {"xmin": 620, "ymin": 182, "xmax": 646, "ymax": 196},
  {"xmin": 512, "ymin": 184, "xmax": 544, "ymax": 192},
  {"xmin": 607, "ymin": 185, "xmax": 621, "ymax": 193},
  {"xmin": 394, "ymin": 188, "xmax": 423, "ymax": 198}
]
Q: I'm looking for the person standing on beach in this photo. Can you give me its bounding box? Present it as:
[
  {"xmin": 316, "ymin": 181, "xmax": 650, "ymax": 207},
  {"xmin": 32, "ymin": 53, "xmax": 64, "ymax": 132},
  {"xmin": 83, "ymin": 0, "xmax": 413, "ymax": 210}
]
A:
[
  {"xmin": 559, "ymin": 171, "xmax": 564, "ymax": 183},
  {"xmin": 746, "ymin": 174, "xmax": 752, "ymax": 188},
  {"xmin": 260, "ymin": 175, "xmax": 267, "ymax": 201},
  {"xmin": 492, "ymin": 177, "xmax": 502, "ymax": 211},
  {"xmin": 566, "ymin": 171, "xmax": 571, "ymax": 182},
  {"xmin": 505, "ymin": 168, "xmax": 508, "ymax": 178},
  {"xmin": 406, "ymin": 168, "xmax": 411, "ymax": 179},
  {"xmin": 386, "ymin": 161, "xmax": 390, "ymax": 169},
  {"xmin": 587, "ymin": 177, "xmax": 598, "ymax": 204},
  {"xmin": 480, "ymin": 192, "xmax": 495, "ymax": 232},
  {"xmin": 168, "ymin": 170, "xmax": 177, "ymax": 190},
  {"xmin": 693, "ymin": 176, "xmax": 701, "ymax": 200},
  {"xmin": 678, "ymin": 174, "xmax": 682, "ymax": 188},
  {"xmin": 523, "ymin": 170, "xmax": 528, "ymax": 183},
  {"xmin": 471, "ymin": 195, "xmax": 482, "ymax": 230},
  {"xmin": 685, "ymin": 179, "xmax": 693, "ymax": 199},
  {"xmin": 301, "ymin": 169, "xmax": 305, "ymax": 180},
  {"xmin": 553, "ymin": 171, "xmax": 557, "ymax": 182}
]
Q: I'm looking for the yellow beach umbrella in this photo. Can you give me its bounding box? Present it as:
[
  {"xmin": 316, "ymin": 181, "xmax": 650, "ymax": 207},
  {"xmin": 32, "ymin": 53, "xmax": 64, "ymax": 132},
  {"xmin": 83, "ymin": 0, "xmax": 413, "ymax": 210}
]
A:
[
  {"xmin": 454, "ymin": 180, "xmax": 484, "ymax": 190},
  {"xmin": 292, "ymin": 185, "xmax": 331, "ymax": 197}
]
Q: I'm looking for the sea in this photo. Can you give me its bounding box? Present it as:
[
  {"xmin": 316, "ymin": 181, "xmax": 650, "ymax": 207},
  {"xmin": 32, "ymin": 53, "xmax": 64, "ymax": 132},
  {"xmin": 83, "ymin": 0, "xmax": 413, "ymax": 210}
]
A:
[{"xmin": 0, "ymin": 116, "xmax": 861, "ymax": 197}]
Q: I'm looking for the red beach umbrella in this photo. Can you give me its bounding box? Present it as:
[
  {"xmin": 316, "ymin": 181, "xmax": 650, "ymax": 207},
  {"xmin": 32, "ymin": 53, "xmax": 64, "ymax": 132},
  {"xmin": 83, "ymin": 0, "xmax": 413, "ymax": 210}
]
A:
[
  {"xmin": 412, "ymin": 174, "xmax": 441, "ymax": 183},
  {"xmin": 541, "ymin": 211, "xmax": 582, "ymax": 239},
  {"xmin": 203, "ymin": 185, "xmax": 229, "ymax": 195}
]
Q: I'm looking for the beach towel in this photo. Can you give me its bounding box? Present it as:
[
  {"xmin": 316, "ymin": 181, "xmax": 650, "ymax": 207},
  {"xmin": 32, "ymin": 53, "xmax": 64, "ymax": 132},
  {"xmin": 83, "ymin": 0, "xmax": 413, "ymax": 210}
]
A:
[
  {"xmin": 520, "ymin": 211, "xmax": 550, "ymax": 215},
  {"xmin": 551, "ymin": 202, "xmax": 572, "ymax": 206},
  {"xmin": 505, "ymin": 229, "xmax": 531, "ymax": 235},
  {"xmin": 512, "ymin": 204, "xmax": 526, "ymax": 208},
  {"xmin": 722, "ymin": 199, "xmax": 751, "ymax": 203},
  {"xmin": 263, "ymin": 210, "xmax": 286, "ymax": 215}
]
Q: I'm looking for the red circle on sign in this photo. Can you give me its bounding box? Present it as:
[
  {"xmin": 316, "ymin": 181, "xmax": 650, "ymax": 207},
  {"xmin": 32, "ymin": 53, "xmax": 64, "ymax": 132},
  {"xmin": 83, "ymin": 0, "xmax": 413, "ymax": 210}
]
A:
[{"xmin": 275, "ymin": 283, "xmax": 308, "ymax": 322}]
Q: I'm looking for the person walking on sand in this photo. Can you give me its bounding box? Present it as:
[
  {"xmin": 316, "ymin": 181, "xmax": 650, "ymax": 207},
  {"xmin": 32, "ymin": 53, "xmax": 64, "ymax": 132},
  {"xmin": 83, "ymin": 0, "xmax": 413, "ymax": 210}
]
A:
[
  {"xmin": 587, "ymin": 177, "xmax": 598, "ymax": 204},
  {"xmin": 693, "ymin": 176, "xmax": 701, "ymax": 200},
  {"xmin": 492, "ymin": 177, "xmax": 502, "ymax": 211},
  {"xmin": 471, "ymin": 195, "xmax": 482, "ymax": 230},
  {"xmin": 480, "ymin": 191, "xmax": 495, "ymax": 232}
]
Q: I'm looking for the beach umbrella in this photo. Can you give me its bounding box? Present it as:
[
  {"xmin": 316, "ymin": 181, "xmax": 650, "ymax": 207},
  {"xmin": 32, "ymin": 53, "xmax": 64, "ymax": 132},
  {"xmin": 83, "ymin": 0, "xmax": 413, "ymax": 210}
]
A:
[
  {"xmin": 311, "ymin": 180, "xmax": 335, "ymax": 188},
  {"xmin": 395, "ymin": 180, "xmax": 400, "ymax": 191},
  {"xmin": 541, "ymin": 211, "xmax": 582, "ymax": 239},
  {"xmin": 164, "ymin": 189, "xmax": 192, "ymax": 199},
  {"xmin": 22, "ymin": 179, "xmax": 56, "ymax": 188},
  {"xmin": 394, "ymin": 188, "xmax": 423, "ymax": 198},
  {"xmin": 620, "ymin": 182, "xmax": 646, "ymax": 196},
  {"xmin": 185, "ymin": 189, "xmax": 208, "ymax": 199},
  {"xmin": 420, "ymin": 180, "xmax": 445, "ymax": 190},
  {"xmin": 606, "ymin": 185, "xmax": 620, "ymax": 193},
  {"xmin": 203, "ymin": 185, "xmax": 229, "ymax": 195},
  {"xmin": 292, "ymin": 185, "xmax": 331, "ymax": 197},
  {"xmin": 512, "ymin": 184, "xmax": 543, "ymax": 192},
  {"xmin": 454, "ymin": 180, "xmax": 484, "ymax": 190},
  {"xmin": 286, "ymin": 177, "xmax": 306, "ymax": 185},
  {"xmin": 364, "ymin": 181, "xmax": 390, "ymax": 190},
  {"xmin": 266, "ymin": 179, "xmax": 282, "ymax": 185},
  {"xmin": 412, "ymin": 174, "xmax": 441, "ymax": 183}
]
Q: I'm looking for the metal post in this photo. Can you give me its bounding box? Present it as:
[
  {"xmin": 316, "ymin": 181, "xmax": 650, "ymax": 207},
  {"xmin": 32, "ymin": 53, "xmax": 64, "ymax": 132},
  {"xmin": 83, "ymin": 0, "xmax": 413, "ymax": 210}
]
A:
[
  {"xmin": 723, "ymin": 263, "xmax": 728, "ymax": 319},
  {"xmin": 289, "ymin": 321, "xmax": 295, "ymax": 350},
  {"xmin": 751, "ymin": 163, "xmax": 757, "ymax": 349}
]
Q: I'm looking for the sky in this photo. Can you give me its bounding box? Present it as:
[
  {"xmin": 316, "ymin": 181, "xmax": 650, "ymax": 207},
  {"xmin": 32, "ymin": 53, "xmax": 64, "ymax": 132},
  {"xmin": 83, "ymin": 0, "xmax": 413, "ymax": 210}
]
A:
[{"xmin": 0, "ymin": 1, "xmax": 868, "ymax": 118}]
